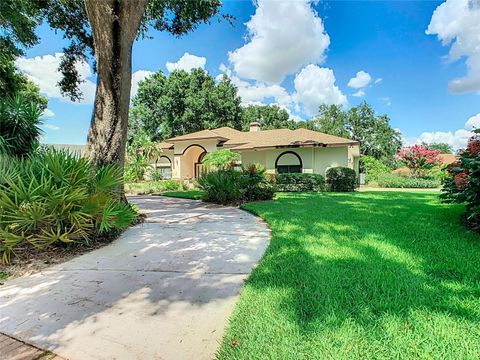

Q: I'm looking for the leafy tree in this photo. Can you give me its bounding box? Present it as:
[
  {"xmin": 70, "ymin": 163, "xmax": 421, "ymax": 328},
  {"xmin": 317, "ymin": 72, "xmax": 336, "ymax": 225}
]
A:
[
  {"xmin": 241, "ymin": 104, "xmax": 297, "ymax": 131},
  {"xmin": 421, "ymin": 142, "xmax": 453, "ymax": 154},
  {"xmin": 0, "ymin": 59, "xmax": 48, "ymax": 111},
  {"xmin": 2, "ymin": 0, "xmax": 226, "ymax": 172},
  {"xmin": 397, "ymin": 145, "xmax": 441, "ymax": 178},
  {"xmin": 202, "ymin": 149, "xmax": 240, "ymax": 170},
  {"xmin": 0, "ymin": 95, "xmax": 43, "ymax": 157},
  {"xmin": 307, "ymin": 102, "xmax": 402, "ymax": 166},
  {"xmin": 129, "ymin": 70, "xmax": 243, "ymax": 141}
]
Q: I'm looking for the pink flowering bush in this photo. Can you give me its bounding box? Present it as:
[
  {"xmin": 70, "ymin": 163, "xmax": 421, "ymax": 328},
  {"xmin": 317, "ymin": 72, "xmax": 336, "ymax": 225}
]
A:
[{"xmin": 396, "ymin": 145, "xmax": 441, "ymax": 178}]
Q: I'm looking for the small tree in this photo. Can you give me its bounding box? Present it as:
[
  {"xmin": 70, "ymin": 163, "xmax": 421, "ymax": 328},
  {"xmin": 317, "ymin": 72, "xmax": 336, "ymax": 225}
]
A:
[
  {"xmin": 202, "ymin": 149, "xmax": 240, "ymax": 170},
  {"xmin": 397, "ymin": 145, "xmax": 441, "ymax": 178}
]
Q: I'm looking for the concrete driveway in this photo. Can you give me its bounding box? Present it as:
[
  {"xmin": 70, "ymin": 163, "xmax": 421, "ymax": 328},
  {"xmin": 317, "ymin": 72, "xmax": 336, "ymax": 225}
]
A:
[{"xmin": 0, "ymin": 196, "xmax": 270, "ymax": 360}]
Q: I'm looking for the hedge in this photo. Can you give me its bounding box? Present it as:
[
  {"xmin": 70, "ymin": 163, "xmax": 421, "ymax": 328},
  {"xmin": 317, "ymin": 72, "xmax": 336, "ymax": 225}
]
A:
[
  {"xmin": 326, "ymin": 167, "xmax": 357, "ymax": 192},
  {"xmin": 275, "ymin": 173, "xmax": 326, "ymax": 192},
  {"xmin": 377, "ymin": 174, "xmax": 441, "ymax": 188}
]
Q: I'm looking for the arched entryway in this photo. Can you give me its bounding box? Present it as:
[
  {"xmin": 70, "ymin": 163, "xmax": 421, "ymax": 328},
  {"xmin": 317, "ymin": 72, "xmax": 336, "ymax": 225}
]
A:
[
  {"xmin": 155, "ymin": 155, "xmax": 172, "ymax": 179},
  {"xmin": 275, "ymin": 151, "xmax": 302, "ymax": 173},
  {"xmin": 181, "ymin": 144, "xmax": 207, "ymax": 179}
]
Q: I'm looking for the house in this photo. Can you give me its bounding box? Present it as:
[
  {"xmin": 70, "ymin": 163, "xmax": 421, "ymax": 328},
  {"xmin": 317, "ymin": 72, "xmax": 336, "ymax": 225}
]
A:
[{"xmin": 157, "ymin": 122, "xmax": 360, "ymax": 180}]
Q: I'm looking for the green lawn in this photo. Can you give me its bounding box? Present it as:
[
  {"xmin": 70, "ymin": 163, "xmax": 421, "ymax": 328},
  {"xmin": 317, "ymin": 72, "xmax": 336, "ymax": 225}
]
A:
[{"xmin": 217, "ymin": 191, "xmax": 480, "ymax": 359}]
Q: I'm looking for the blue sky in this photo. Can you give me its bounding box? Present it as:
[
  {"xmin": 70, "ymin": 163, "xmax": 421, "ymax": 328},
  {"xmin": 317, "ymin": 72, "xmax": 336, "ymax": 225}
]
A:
[{"xmin": 16, "ymin": 0, "xmax": 480, "ymax": 149}]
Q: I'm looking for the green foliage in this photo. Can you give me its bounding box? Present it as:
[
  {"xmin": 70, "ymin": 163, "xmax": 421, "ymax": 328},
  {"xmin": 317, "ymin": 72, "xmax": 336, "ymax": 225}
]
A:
[
  {"xmin": 201, "ymin": 149, "xmax": 240, "ymax": 170},
  {"xmin": 0, "ymin": 95, "xmax": 43, "ymax": 157},
  {"xmin": 441, "ymin": 131, "xmax": 480, "ymax": 232},
  {"xmin": 241, "ymin": 104, "xmax": 297, "ymax": 131},
  {"xmin": 360, "ymin": 155, "xmax": 391, "ymax": 183},
  {"xmin": 422, "ymin": 142, "xmax": 454, "ymax": 154},
  {"xmin": 197, "ymin": 170, "xmax": 244, "ymax": 205},
  {"xmin": 377, "ymin": 174, "xmax": 441, "ymax": 188},
  {"xmin": 125, "ymin": 180, "xmax": 183, "ymax": 195},
  {"xmin": 197, "ymin": 165, "xmax": 274, "ymax": 205},
  {"xmin": 326, "ymin": 167, "xmax": 357, "ymax": 192},
  {"xmin": 129, "ymin": 70, "xmax": 244, "ymax": 141},
  {"xmin": 306, "ymin": 102, "xmax": 402, "ymax": 167},
  {"xmin": 275, "ymin": 173, "xmax": 326, "ymax": 192},
  {"xmin": 125, "ymin": 130, "xmax": 163, "ymax": 182},
  {"xmin": 0, "ymin": 149, "xmax": 136, "ymax": 263}
]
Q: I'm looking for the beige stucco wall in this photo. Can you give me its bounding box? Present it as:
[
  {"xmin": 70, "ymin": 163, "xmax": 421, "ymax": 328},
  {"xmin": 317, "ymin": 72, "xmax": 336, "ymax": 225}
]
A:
[
  {"xmin": 171, "ymin": 140, "xmax": 218, "ymax": 179},
  {"xmin": 241, "ymin": 146, "xmax": 357, "ymax": 176}
]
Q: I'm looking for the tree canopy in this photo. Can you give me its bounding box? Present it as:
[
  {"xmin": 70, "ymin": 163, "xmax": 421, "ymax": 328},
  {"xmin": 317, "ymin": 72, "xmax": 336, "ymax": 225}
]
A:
[
  {"xmin": 129, "ymin": 70, "xmax": 244, "ymax": 141},
  {"xmin": 241, "ymin": 104, "xmax": 297, "ymax": 131},
  {"xmin": 422, "ymin": 142, "xmax": 453, "ymax": 154},
  {"xmin": 307, "ymin": 102, "xmax": 402, "ymax": 166}
]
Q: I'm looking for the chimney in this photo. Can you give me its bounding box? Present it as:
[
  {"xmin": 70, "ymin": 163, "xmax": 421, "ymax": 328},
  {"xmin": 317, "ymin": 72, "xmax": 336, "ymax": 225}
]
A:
[{"xmin": 249, "ymin": 121, "xmax": 261, "ymax": 132}]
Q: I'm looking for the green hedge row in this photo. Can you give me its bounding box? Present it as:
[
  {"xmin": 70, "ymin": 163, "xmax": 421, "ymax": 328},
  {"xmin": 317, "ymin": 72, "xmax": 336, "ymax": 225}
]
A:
[
  {"xmin": 377, "ymin": 174, "xmax": 441, "ymax": 188},
  {"xmin": 275, "ymin": 173, "xmax": 326, "ymax": 192}
]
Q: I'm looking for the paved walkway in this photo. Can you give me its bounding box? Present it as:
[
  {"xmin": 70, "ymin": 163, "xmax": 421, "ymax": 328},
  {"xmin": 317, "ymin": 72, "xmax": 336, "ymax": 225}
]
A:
[{"xmin": 0, "ymin": 196, "xmax": 270, "ymax": 360}]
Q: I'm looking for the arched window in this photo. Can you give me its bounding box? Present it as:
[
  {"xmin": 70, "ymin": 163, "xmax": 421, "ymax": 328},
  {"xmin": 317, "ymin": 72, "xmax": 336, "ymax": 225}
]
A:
[
  {"xmin": 275, "ymin": 151, "xmax": 302, "ymax": 174},
  {"xmin": 156, "ymin": 156, "xmax": 172, "ymax": 179}
]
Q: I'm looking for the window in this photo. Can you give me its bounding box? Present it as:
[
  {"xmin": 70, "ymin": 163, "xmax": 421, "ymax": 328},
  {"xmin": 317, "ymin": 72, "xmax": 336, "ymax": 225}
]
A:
[
  {"xmin": 277, "ymin": 165, "xmax": 301, "ymax": 173},
  {"xmin": 275, "ymin": 151, "xmax": 302, "ymax": 174}
]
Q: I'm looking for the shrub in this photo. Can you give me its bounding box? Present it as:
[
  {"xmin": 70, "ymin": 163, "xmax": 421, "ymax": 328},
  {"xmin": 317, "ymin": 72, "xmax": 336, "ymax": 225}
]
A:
[
  {"xmin": 326, "ymin": 167, "xmax": 357, "ymax": 192},
  {"xmin": 162, "ymin": 179, "xmax": 181, "ymax": 191},
  {"xmin": 360, "ymin": 155, "xmax": 391, "ymax": 183},
  {"xmin": 377, "ymin": 174, "xmax": 441, "ymax": 188},
  {"xmin": 149, "ymin": 168, "xmax": 164, "ymax": 181},
  {"xmin": 197, "ymin": 170, "xmax": 244, "ymax": 205},
  {"xmin": 0, "ymin": 95, "xmax": 43, "ymax": 157},
  {"xmin": 397, "ymin": 145, "xmax": 441, "ymax": 178},
  {"xmin": 441, "ymin": 130, "xmax": 480, "ymax": 232},
  {"xmin": 197, "ymin": 164, "xmax": 274, "ymax": 205},
  {"xmin": 0, "ymin": 149, "xmax": 136, "ymax": 263},
  {"xmin": 275, "ymin": 173, "xmax": 326, "ymax": 192},
  {"xmin": 201, "ymin": 149, "xmax": 240, "ymax": 170}
]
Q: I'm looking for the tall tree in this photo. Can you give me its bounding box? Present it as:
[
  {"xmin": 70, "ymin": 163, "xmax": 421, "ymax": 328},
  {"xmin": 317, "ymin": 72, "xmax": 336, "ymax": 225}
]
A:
[
  {"xmin": 308, "ymin": 102, "xmax": 402, "ymax": 166},
  {"xmin": 129, "ymin": 70, "xmax": 243, "ymax": 141},
  {"xmin": 2, "ymin": 0, "xmax": 224, "ymax": 169},
  {"xmin": 241, "ymin": 104, "xmax": 297, "ymax": 131},
  {"xmin": 422, "ymin": 142, "xmax": 453, "ymax": 154}
]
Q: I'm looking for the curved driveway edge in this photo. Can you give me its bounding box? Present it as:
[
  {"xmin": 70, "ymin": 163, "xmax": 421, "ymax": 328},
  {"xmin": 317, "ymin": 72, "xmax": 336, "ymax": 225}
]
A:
[{"xmin": 0, "ymin": 196, "xmax": 270, "ymax": 360}]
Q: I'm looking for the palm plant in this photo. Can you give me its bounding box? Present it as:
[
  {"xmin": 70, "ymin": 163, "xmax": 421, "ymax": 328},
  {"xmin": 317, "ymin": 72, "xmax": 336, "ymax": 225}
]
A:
[
  {"xmin": 0, "ymin": 95, "xmax": 43, "ymax": 157},
  {"xmin": 0, "ymin": 149, "xmax": 137, "ymax": 263}
]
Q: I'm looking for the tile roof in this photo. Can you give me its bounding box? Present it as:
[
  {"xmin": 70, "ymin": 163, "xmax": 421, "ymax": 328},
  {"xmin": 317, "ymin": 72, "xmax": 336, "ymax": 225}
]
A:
[
  {"xmin": 166, "ymin": 126, "xmax": 358, "ymax": 151},
  {"xmin": 438, "ymin": 153, "xmax": 458, "ymax": 165}
]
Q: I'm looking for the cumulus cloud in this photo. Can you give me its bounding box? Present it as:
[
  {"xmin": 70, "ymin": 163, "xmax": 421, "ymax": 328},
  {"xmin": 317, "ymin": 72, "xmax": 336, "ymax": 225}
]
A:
[
  {"xmin": 347, "ymin": 70, "xmax": 372, "ymax": 89},
  {"xmin": 42, "ymin": 123, "xmax": 60, "ymax": 131},
  {"xmin": 352, "ymin": 90, "xmax": 365, "ymax": 98},
  {"xmin": 228, "ymin": 0, "xmax": 330, "ymax": 84},
  {"xmin": 42, "ymin": 108, "xmax": 55, "ymax": 117},
  {"xmin": 16, "ymin": 53, "xmax": 96, "ymax": 104},
  {"xmin": 131, "ymin": 70, "xmax": 154, "ymax": 97},
  {"xmin": 293, "ymin": 64, "xmax": 347, "ymax": 116},
  {"xmin": 426, "ymin": 0, "xmax": 480, "ymax": 93},
  {"xmin": 166, "ymin": 52, "xmax": 206, "ymax": 73},
  {"xmin": 465, "ymin": 113, "xmax": 480, "ymax": 129},
  {"xmin": 417, "ymin": 112, "xmax": 480, "ymax": 150}
]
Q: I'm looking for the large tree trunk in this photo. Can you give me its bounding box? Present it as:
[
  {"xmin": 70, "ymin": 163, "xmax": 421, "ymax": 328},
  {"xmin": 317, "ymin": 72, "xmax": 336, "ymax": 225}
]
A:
[{"xmin": 84, "ymin": 0, "xmax": 147, "ymax": 170}]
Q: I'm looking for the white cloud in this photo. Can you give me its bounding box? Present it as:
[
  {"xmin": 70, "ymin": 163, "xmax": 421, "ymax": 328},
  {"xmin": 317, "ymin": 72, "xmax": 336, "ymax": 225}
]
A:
[
  {"xmin": 217, "ymin": 64, "xmax": 292, "ymax": 108},
  {"xmin": 228, "ymin": 0, "xmax": 330, "ymax": 84},
  {"xmin": 42, "ymin": 108, "xmax": 54, "ymax": 117},
  {"xmin": 380, "ymin": 97, "xmax": 392, "ymax": 106},
  {"xmin": 465, "ymin": 113, "xmax": 480, "ymax": 129},
  {"xmin": 416, "ymin": 112, "xmax": 480, "ymax": 150},
  {"xmin": 293, "ymin": 64, "xmax": 347, "ymax": 116},
  {"xmin": 166, "ymin": 52, "xmax": 206, "ymax": 73},
  {"xmin": 347, "ymin": 70, "xmax": 372, "ymax": 89},
  {"xmin": 42, "ymin": 123, "xmax": 60, "ymax": 131},
  {"xmin": 374, "ymin": 78, "xmax": 382, "ymax": 84},
  {"xmin": 352, "ymin": 90, "xmax": 365, "ymax": 98},
  {"xmin": 131, "ymin": 70, "xmax": 154, "ymax": 97},
  {"xmin": 16, "ymin": 53, "xmax": 96, "ymax": 104},
  {"xmin": 426, "ymin": 0, "xmax": 480, "ymax": 93}
]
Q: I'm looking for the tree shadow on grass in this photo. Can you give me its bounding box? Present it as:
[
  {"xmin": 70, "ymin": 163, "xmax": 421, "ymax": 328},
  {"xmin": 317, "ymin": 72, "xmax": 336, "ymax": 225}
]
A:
[{"xmin": 221, "ymin": 191, "xmax": 480, "ymax": 358}]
